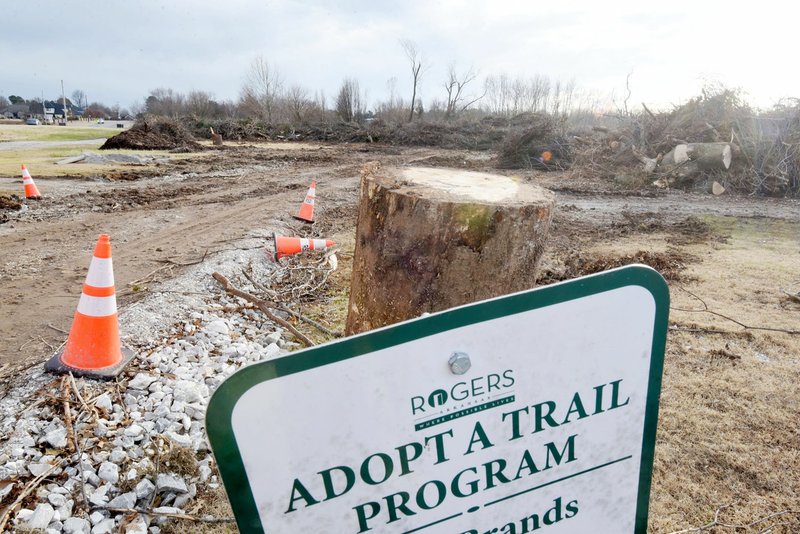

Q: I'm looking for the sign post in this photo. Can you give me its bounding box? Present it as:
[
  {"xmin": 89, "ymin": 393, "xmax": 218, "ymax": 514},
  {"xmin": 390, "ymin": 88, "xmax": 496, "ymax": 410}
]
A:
[{"xmin": 207, "ymin": 265, "xmax": 669, "ymax": 533}]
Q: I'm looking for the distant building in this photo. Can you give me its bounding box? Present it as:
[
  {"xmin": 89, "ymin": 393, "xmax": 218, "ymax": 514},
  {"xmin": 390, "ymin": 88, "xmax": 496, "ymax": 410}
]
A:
[
  {"xmin": 40, "ymin": 101, "xmax": 80, "ymax": 118},
  {"xmin": 2, "ymin": 104, "xmax": 31, "ymax": 119}
]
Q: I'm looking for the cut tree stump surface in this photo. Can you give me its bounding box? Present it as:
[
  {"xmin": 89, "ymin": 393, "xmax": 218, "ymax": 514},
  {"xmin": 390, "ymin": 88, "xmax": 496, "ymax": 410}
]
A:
[{"xmin": 345, "ymin": 165, "xmax": 555, "ymax": 335}]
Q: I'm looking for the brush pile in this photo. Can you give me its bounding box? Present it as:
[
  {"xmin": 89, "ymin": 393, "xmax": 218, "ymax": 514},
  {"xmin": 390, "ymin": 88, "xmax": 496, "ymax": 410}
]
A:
[
  {"xmin": 569, "ymin": 87, "xmax": 800, "ymax": 196},
  {"xmin": 101, "ymin": 116, "xmax": 202, "ymax": 151}
]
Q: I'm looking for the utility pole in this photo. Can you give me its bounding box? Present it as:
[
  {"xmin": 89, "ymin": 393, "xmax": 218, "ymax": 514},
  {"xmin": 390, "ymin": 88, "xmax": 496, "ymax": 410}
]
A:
[{"xmin": 61, "ymin": 80, "xmax": 67, "ymax": 124}]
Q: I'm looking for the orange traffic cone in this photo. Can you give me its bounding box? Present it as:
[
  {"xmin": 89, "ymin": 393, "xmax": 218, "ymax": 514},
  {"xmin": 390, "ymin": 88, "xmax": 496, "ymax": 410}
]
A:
[
  {"xmin": 21, "ymin": 164, "xmax": 42, "ymax": 200},
  {"xmin": 273, "ymin": 232, "xmax": 335, "ymax": 261},
  {"xmin": 293, "ymin": 180, "xmax": 316, "ymax": 223},
  {"xmin": 45, "ymin": 234, "xmax": 134, "ymax": 377}
]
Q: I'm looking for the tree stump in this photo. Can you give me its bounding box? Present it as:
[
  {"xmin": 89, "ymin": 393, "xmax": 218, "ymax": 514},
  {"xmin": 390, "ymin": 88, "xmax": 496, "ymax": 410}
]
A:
[{"xmin": 345, "ymin": 164, "xmax": 555, "ymax": 335}]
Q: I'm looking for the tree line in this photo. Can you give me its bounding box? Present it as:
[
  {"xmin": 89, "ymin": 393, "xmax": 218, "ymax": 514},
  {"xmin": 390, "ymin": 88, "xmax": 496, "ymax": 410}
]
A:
[{"xmin": 3, "ymin": 40, "xmax": 589, "ymax": 124}]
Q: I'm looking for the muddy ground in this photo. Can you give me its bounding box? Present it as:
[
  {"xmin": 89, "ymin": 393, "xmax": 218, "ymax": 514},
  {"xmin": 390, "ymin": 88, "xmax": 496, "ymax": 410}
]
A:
[{"xmin": 0, "ymin": 141, "xmax": 799, "ymax": 532}]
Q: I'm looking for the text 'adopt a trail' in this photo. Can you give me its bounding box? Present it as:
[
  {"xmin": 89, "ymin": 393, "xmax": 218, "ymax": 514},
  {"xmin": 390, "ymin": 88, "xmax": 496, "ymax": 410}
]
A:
[{"xmin": 285, "ymin": 378, "xmax": 634, "ymax": 533}]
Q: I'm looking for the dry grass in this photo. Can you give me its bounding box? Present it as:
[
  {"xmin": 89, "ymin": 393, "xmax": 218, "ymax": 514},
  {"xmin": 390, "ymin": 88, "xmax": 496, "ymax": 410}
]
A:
[
  {"xmin": 538, "ymin": 210, "xmax": 800, "ymax": 532},
  {"xmin": 647, "ymin": 217, "xmax": 800, "ymax": 533},
  {"xmin": 159, "ymin": 485, "xmax": 237, "ymax": 534}
]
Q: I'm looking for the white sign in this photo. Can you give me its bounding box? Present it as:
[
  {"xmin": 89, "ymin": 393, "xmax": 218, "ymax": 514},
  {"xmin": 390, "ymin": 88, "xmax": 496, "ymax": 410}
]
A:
[{"xmin": 207, "ymin": 265, "xmax": 669, "ymax": 534}]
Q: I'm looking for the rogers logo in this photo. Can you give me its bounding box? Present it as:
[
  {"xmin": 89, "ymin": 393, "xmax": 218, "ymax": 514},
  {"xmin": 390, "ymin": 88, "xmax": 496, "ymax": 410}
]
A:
[{"xmin": 411, "ymin": 370, "xmax": 514, "ymax": 415}]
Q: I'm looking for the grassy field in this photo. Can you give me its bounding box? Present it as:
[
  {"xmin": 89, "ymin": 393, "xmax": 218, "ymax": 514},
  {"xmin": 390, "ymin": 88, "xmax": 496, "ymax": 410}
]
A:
[
  {"xmin": 0, "ymin": 123, "xmax": 121, "ymax": 142},
  {"xmin": 0, "ymin": 124, "xmax": 202, "ymax": 178}
]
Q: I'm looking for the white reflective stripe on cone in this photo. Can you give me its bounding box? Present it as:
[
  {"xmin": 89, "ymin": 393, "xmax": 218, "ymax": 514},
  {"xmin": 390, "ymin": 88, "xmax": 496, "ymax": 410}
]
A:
[
  {"xmin": 77, "ymin": 294, "xmax": 117, "ymax": 317},
  {"xmin": 300, "ymin": 239, "xmax": 310, "ymax": 251},
  {"xmin": 304, "ymin": 198, "xmax": 315, "ymax": 205},
  {"xmin": 85, "ymin": 257, "xmax": 115, "ymax": 288},
  {"xmin": 23, "ymin": 178, "xmax": 34, "ymax": 184},
  {"xmin": 312, "ymin": 239, "xmax": 328, "ymax": 249}
]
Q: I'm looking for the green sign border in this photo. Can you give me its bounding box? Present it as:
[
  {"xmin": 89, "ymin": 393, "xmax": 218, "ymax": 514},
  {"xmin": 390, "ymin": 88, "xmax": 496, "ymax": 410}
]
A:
[{"xmin": 206, "ymin": 264, "xmax": 669, "ymax": 533}]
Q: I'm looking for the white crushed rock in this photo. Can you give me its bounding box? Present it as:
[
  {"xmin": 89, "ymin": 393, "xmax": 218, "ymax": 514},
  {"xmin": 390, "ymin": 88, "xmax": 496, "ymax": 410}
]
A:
[{"xmin": 0, "ymin": 244, "xmax": 293, "ymax": 531}]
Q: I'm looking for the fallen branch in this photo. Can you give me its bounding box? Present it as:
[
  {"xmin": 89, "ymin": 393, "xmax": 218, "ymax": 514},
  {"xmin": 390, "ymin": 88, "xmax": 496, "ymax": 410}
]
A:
[
  {"xmin": 47, "ymin": 323, "xmax": 69, "ymax": 335},
  {"xmin": 673, "ymin": 287, "xmax": 800, "ymax": 335},
  {"xmin": 61, "ymin": 376, "xmax": 76, "ymax": 453},
  {"xmin": 782, "ymin": 289, "xmax": 800, "ymax": 304},
  {"xmin": 641, "ymin": 102, "xmax": 657, "ymax": 120},
  {"xmin": 74, "ymin": 438, "xmax": 90, "ymax": 513},
  {"xmin": 98, "ymin": 507, "xmax": 235, "ymax": 524},
  {"xmin": 240, "ymin": 267, "xmax": 339, "ymax": 337},
  {"xmin": 0, "ymin": 459, "xmax": 66, "ymax": 531},
  {"xmin": 278, "ymin": 305, "xmax": 342, "ymax": 338},
  {"xmin": 212, "ymin": 272, "xmax": 315, "ymax": 347},
  {"xmin": 39, "ymin": 336, "xmax": 55, "ymax": 351},
  {"xmin": 155, "ymin": 249, "xmax": 209, "ymax": 267},
  {"xmin": 69, "ymin": 372, "xmax": 99, "ymax": 425},
  {"xmin": 241, "ymin": 267, "xmax": 279, "ymax": 299},
  {"xmin": 667, "ymin": 504, "xmax": 799, "ymax": 533},
  {"xmin": 669, "ymin": 324, "xmax": 742, "ymax": 336}
]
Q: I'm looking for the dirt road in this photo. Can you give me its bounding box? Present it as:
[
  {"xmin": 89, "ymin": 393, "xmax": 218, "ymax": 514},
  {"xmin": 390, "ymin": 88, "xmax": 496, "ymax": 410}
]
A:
[{"xmin": 1, "ymin": 142, "xmax": 797, "ymax": 369}]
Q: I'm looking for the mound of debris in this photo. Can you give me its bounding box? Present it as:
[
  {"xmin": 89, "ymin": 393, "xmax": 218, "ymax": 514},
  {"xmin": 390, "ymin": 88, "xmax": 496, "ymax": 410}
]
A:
[
  {"xmin": 0, "ymin": 195, "xmax": 23, "ymax": 225},
  {"xmin": 0, "ymin": 195, "xmax": 21, "ymax": 212},
  {"xmin": 101, "ymin": 117, "xmax": 202, "ymax": 151},
  {"xmin": 495, "ymin": 114, "xmax": 569, "ymax": 170},
  {"xmin": 537, "ymin": 249, "xmax": 694, "ymax": 284},
  {"xmin": 569, "ymin": 87, "xmax": 800, "ymax": 196}
]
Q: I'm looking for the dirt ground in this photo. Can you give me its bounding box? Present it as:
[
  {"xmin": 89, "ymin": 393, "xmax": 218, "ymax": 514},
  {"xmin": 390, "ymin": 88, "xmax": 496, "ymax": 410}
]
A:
[{"xmin": 1, "ymin": 139, "xmax": 798, "ymax": 532}]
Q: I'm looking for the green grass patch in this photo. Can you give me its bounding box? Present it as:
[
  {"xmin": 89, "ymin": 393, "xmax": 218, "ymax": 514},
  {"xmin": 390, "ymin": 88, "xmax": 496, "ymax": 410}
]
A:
[
  {"xmin": 35, "ymin": 129, "xmax": 119, "ymax": 141},
  {"xmin": 0, "ymin": 124, "xmax": 119, "ymax": 142}
]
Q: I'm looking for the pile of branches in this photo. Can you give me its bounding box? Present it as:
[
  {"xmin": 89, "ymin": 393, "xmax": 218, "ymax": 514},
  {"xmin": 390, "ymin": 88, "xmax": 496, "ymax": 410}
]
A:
[
  {"xmin": 185, "ymin": 115, "xmax": 545, "ymax": 152},
  {"xmin": 731, "ymin": 100, "xmax": 800, "ymax": 195},
  {"xmin": 569, "ymin": 87, "xmax": 800, "ymax": 196},
  {"xmin": 101, "ymin": 115, "xmax": 203, "ymax": 151},
  {"xmin": 495, "ymin": 113, "xmax": 570, "ymax": 170},
  {"xmin": 212, "ymin": 246, "xmax": 341, "ymax": 348}
]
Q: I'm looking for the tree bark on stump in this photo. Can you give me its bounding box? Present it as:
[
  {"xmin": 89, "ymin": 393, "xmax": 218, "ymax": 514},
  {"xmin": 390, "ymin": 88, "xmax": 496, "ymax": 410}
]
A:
[{"xmin": 345, "ymin": 164, "xmax": 555, "ymax": 335}]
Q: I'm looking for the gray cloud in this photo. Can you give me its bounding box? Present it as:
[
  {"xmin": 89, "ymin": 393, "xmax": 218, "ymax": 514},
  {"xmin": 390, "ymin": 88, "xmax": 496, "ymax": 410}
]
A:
[{"xmin": 2, "ymin": 0, "xmax": 798, "ymax": 110}]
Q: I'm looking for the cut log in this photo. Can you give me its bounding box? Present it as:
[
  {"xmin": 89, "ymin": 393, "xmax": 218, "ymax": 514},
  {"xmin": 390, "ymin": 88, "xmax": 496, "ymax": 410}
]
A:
[
  {"xmin": 655, "ymin": 142, "xmax": 732, "ymax": 187},
  {"xmin": 659, "ymin": 142, "xmax": 731, "ymax": 173},
  {"xmin": 345, "ymin": 164, "xmax": 555, "ymax": 335}
]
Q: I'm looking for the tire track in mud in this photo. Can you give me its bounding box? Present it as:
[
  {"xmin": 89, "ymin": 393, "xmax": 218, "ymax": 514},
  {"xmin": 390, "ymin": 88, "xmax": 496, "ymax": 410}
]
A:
[{"xmin": 0, "ymin": 156, "xmax": 361, "ymax": 367}]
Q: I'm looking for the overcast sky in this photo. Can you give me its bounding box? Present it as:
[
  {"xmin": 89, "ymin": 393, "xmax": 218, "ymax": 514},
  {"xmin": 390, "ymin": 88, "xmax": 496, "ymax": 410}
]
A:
[{"xmin": 3, "ymin": 1, "xmax": 799, "ymax": 112}]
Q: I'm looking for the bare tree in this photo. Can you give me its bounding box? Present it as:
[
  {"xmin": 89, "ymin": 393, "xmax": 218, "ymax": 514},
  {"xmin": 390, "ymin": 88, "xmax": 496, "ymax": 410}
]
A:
[
  {"xmin": 336, "ymin": 78, "xmax": 364, "ymax": 122},
  {"xmin": 375, "ymin": 77, "xmax": 408, "ymax": 122},
  {"xmin": 146, "ymin": 88, "xmax": 185, "ymax": 116},
  {"xmin": 400, "ymin": 39, "xmax": 427, "ymax": 122},
  {"xmin": 286, "ymin": 85, "xmax": 311, "ymax": 122},
  {"xmin": 71, "ymin": 89, "xmax": 87, "ymax": 109},
  {"xmin": 185, "ymin": 90, "xmax": 215, "ymax": 118},
  {"xmin": 240, "ymin": 55, "xmax": 283, "ymax": 122},
  {"xmin": 482, "ymin": 73, "xmax": 575, "ymax": 117},
  {"xmin": 529, "ymin": 75, "xmax": 550, "ymax": 112},
  {"xmin": 443, "ymin": 63, "xmax": 483, "ymax": 119}
]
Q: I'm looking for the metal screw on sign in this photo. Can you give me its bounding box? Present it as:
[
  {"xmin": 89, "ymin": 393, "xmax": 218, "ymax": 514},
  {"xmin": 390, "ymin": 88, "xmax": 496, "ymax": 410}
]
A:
[{"xmin": 448, "ymin": 352, "xmax": 471, "ymax": 375}]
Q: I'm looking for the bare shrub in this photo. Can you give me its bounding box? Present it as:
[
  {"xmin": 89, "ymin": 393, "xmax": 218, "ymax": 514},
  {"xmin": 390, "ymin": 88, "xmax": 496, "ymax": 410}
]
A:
[{"xmin": 496, "ymin": 114, "xmax": 568, "ymax": 170}]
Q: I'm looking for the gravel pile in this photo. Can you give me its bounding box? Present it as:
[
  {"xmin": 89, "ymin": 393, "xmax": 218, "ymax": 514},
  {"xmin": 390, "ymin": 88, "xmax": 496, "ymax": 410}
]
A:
[{"xmin": 0, "ymin": 244, "xmax": 297, "ymax": 532}]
